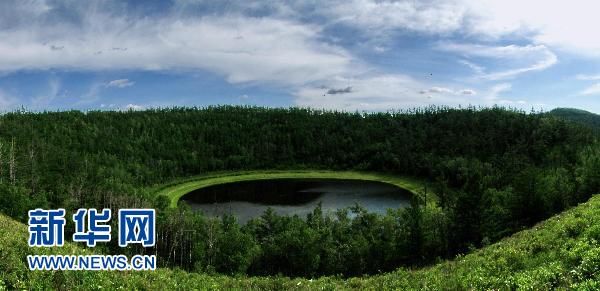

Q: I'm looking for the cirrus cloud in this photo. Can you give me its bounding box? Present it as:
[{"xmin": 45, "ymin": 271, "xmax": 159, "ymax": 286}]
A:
[
  {"xmin": 576, "ymin": 74, "xmax": 600, "ymax": 81},
  {"xmin": 107, "ymin": 79, "xmax": 134, "ymax": 88},
  {"xmin": 580, "ymin": 83, "xmax": 600, "ymax": 96},
  {"xmin": 437, "ymin": 43, "xmax": 557, "ymax": 80}
]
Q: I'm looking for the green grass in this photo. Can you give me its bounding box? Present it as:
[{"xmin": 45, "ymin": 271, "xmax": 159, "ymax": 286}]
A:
[
  {"xmin": 2, "ymin": 194, "xmax": 599, "ymax": 290},
  {"xmin": 153, "ymin": 170, "xmax": 430, "ymax": 208}
]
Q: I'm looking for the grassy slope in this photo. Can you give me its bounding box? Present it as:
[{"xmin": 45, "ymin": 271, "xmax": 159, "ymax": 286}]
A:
[
  {"xmin": 2, "ymin": 195, "xmax": 600, "ymax": 290},
  {"xmin": 153, "ymin": 170, "xmax": 429, "ymax": 208}
]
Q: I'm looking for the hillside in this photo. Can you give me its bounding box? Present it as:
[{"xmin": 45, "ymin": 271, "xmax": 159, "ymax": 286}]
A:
[
  {"xmin": 2, "ymin": 194, "xmax": 599, "ymax": 290},
  {"xmin": 549, "ymin": 108, "xmax": 600, "ymax": 130}
]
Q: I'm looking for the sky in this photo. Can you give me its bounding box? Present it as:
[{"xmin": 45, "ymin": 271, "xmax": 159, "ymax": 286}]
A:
[{"xmin": 0, "ymin": 0, "xmax": 599, "ymax": 113}]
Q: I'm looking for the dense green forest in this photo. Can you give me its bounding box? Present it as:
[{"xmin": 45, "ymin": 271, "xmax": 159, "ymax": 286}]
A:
[{"xmin": 0, "ymin": 106, "xmax": 598, "ymax": 278}]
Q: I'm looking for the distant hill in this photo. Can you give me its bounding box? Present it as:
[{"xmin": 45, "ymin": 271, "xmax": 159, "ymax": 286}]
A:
[{"xmin": 548, "ymin": 108, "xmax": 600, "ymax": 130}]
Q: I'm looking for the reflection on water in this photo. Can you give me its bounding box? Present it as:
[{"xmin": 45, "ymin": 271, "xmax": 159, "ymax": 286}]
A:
[{"xmin": 181, "ymin": 178, "xmax": 412, "ymax": 223}]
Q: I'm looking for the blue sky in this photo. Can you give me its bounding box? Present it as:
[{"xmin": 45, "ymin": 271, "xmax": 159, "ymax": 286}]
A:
[{"xmin": 0, "ymin": 0, "xmax": 599, "ymax": 113}]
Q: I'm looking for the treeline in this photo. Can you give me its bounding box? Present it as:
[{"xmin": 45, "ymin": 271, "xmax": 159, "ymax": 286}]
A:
[
  {"xmin": 0, "ymin": 106, "xmax": 595, "ymax": 189},
  {"xmin": 0, "ymin": 106, "xmax": 599, "ymax": 277}
]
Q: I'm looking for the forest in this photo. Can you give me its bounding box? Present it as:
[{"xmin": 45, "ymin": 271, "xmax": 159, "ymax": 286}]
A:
[{"xmin": 0, "ymin": 106, "xmax": 599, "ymax": 278}]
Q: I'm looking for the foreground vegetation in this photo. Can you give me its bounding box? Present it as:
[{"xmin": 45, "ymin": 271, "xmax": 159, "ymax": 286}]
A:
[{"xmin": 2, "ymin": 194, "xmax": 599, "ymax": 290}]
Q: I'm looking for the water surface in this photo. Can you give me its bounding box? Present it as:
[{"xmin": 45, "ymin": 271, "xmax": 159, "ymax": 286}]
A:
[{"xmin": 181, "ymin": 178, "xmax": 412, "ymax": 223}]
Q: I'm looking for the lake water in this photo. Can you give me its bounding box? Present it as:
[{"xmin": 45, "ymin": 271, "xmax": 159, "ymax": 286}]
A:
[{"xmin": 181, "ymin": 178, "xmax": 413, "ymax": 223}]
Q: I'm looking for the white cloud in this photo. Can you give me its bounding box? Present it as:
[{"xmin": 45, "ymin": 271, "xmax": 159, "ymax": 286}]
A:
[
  {"xmin": 107, "ymin": 79, "xmax": 135, "ymax": 88},
  {"xmin": 575, "ymin": 74, "xmax": 600, "ymax": 96},
  {"xmin": 419, "ymin": 87, "xmax": 476, "ymax": 96},
  {"xmin": 458, "ymin": 59, "xmax": 485, "ymax": 74},
  {"xmin": 576, "ymin": 74, "xmax": 600, "ymax": 81},
  {"xmin": 0, "ymin": 8, "xmax": 353, "ymax": 86},
  {"xmin": 484, "ymin": 83, "xmax": 512, "ymax": 102},
  {"xmin": 172, "ymin": 0, "xmax": 468, "ymax": 37},
  {"xmin": 314, "ymin": 0, "xmax": 600, "ymax": 57},
  {"xmin": 100, "ymin": 103, "xmax": 115, "ymax": 108},
  {"xmin": 580, "ymin": 83, "xmax": 600, "ymax": 96},
  {"xmin": 478, "ymin": 83, "xmax": 535, "ymax": 109},
  {"xmin": 296, "ymin": 75, "xmax": 422, "ymax": 110},
  {"xmin": 294, "ymin": 74, "xmax": 476, "ymax": 111},
  {"xmin": 123, "ymin": 104, "xmax": 144, "ymax": 111},
  {"xmin": 373, "ymin": 46, "xmax": 387, "ymax": 53},
  {"xmin": 464, "ymin": 0, "xmax": 600, "ymax": 56},
  {"xmin": 427, "ymin": 87, "xmax": 454, "ymax": 94},
  {"xmin": 323, "ymin": 0, "xmax": 466, "ymax": 35},
  {"xmin": 438, "ymin": 43, "xmax": 557, "ymax": 80}
]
